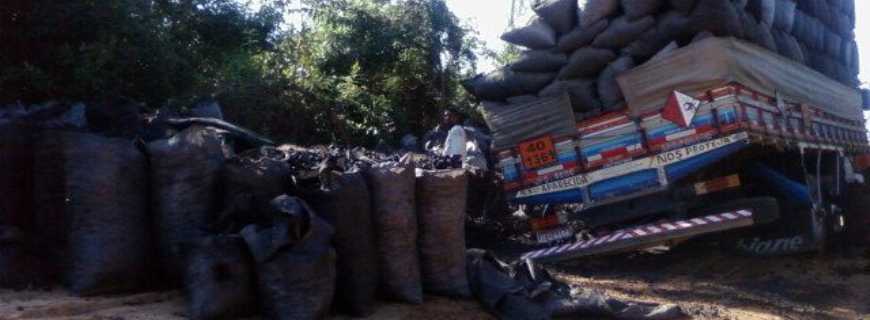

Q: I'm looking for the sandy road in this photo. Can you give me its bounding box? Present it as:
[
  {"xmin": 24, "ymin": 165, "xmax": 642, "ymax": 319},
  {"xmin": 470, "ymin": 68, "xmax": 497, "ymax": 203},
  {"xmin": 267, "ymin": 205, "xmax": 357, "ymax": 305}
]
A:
[
  {"xmin": 0, "ymin": 241, "xmax": 866, "ymax": 319},
  {"xmin": 552, "ymin": 245, "xmax": 870, "ymax": 320}
]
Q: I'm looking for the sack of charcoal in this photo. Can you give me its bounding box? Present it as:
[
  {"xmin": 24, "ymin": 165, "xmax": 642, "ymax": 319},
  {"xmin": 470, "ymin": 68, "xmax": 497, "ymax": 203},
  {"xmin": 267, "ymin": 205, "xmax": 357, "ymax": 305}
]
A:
[
  {"xmin": 148, "ymin": 125, "xmax": 231, "ymax": 284},
  {"xmin": 364, "ymin": 161, "xmax": 424, "ymax": 304},
  {"xmin": 34, "ymin": 130, "xmax": 151, "ymax": 295},
  {"xmin": 304, "ymin": 170, "xmax": 379, "ymax": 316},
  {"xmin": 416, "ymin": 169, "xmax": 471, "ymax": 297},
  {"xmin": 242, "ymin": 195, "xmax": 336, "ymax": 320},
  {"xmin": 185, "ymin": 235, "xmax": 257, "ymax": 320}
]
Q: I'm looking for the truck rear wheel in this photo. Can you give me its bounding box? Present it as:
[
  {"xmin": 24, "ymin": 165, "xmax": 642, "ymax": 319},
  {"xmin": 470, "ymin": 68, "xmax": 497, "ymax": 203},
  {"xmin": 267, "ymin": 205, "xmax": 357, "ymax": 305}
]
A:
[
  {"xmin": 724, "ymin": 202, "xmax": 827, "ymax": 256},
  {"xmin": 844, "ymin": 182, "xmax": 870, "ymax": 246}
]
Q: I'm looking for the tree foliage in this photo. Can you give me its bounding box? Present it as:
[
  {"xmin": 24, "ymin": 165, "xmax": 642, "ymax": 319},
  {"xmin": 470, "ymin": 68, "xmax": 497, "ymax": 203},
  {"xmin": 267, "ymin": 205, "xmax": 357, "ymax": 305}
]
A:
[
  {"xmin": 265, "ymin": 0, "xmax": 480, "ymax": 145},
  {"xmin": 0, "ymin": 0, "xmax": 481, "ymax": 147},
  {"xmin": 0, "ymin": 0, "xmax": 280, "ymax": 107}
]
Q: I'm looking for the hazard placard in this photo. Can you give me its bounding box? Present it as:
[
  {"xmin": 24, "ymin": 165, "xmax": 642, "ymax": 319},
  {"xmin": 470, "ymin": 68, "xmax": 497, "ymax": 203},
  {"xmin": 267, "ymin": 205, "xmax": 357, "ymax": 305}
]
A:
[
  {"xmin": 662, "ymin": 91, "xmax": 702, "ymax": 127},
  {"xmin": 519, "ymin": 136, "xmax": 557, "ymax": 169}
]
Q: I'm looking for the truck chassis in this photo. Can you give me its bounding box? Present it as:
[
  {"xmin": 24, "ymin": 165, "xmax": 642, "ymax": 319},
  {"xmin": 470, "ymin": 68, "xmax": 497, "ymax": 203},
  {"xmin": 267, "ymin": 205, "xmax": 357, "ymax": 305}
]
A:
[{"xmin": 496, "ymin": 84, "xmax": 869, "ymax": 262}]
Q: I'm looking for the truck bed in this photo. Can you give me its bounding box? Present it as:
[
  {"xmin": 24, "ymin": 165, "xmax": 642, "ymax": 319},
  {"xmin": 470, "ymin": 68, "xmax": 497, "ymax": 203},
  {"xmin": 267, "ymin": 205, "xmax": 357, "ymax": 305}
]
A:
[{"xmin": 498, "ymin": 83, "xmax": 869, "ymax": 207}]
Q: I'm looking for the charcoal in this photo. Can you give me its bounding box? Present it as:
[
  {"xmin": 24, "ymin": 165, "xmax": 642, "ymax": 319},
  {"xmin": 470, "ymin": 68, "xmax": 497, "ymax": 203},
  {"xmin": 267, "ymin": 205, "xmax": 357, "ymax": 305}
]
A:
[
  {"xmin": 305, "ymin": 171, "xmax": 379, "ymax": 317},
  {"xmin": 242, "ymin": 196, "xmax": 336, "ymax": 320},
  {"xmin": 773, "ymin": 0, "xmax": 797, "ymax": 32},
  {"xmin": 747, "ymin": 0, "xmax": 776, "ymax": 26},
  {"xmin": 510, "ymin": 50, "xmax": 568, "ymax": 73},
  {"xmin": 464, "ymin": 69, "xmax": 556, "ymax": 101},
  {"xmin": 416, "ymin": 169, "xmax": 470, "ymax": 297},
  {"xmin": 689, "ymin": 0, "xmax": 745, "ymax": 38},
  {"xmin": 668, "ymin": 0, "xmax": 697, "ymax": 14},
  {"xmin": 598, "ymin": 56, "xmax": 635, "ymax": 109},
  {"xmin": 219, "ymin": 146, "xmax": 291, "ymax": 232},
  {"xmin": 558, "ymin": 48, "xmax": 617, "ymax": 80},
  {"xmin": 622, "ymin": 0, "xmax": 663, "ymax": 21},
  {"xmin": 185, "ymin": 235, "xmax": 257, "ymax": 320},
  {"xmin": 591, "ymin": 16, "xmax": 656, "ymax": 49},
  {"xmin": 580, "ymin": 0, "xmax": 620, "ymax": 27},
  {"xmin": 148, "ymin": 126, "xmax": 231, "ymax": 284},
  {"xmin": 656, "ymin": 11, "xmax": 694, "ymax": 43},
  {"xmin": 502, "ymin": 17, "xmax": 557, "ymax": 49},
  {"xmin": 532, "ymin": 0, "xmax": 577, "ymax": 34},
  {"xmin": 0, "ymin": 123, "xmax": 35, "ymax": 232},
  {"xmin": 86, "ymin": 101, "xmax": 143, "ymax": 138},
  {"xmin": 558, "ymin": 19, "xmax": 609, "ymax": 53},
  {"xmin": 364, "ymin": 161, "xmax": 423, "ymax": 304},
  {"xmin": 0, "ymin": 227, "xmax": 49, "ymax": 289},
  {"xmin": 34, "ymin": 131, "xmax": 150, "ymax": 295}
]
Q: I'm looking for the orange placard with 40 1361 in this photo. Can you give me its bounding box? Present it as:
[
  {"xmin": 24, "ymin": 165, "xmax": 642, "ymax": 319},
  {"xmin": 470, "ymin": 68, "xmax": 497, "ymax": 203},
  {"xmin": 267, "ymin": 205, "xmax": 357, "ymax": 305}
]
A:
[{"xmin": 518, "ymin": 136, "xmax": 558, "ymax": 170}]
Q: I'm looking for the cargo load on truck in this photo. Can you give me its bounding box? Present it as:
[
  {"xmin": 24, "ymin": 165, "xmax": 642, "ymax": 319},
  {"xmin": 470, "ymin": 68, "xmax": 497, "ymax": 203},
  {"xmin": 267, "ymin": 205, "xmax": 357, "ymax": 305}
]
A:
[{"xmin": 469, "ymin": 0, "xmax": 868, "ymax": 262}]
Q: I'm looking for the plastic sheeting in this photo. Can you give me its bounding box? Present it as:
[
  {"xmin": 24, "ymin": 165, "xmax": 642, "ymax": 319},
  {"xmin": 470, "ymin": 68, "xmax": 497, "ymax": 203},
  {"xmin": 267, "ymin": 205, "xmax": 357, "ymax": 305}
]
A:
[
  {"xmin": 481, "ymin": 94, "xmax": 577, "ymax": 150},
  {"xmin": 616, "ymin": 38, "xmax": 863, "ymax": 119},
  {"xmin": 466, "ymin": 249, "xmax": 685, "ymax": 320}
]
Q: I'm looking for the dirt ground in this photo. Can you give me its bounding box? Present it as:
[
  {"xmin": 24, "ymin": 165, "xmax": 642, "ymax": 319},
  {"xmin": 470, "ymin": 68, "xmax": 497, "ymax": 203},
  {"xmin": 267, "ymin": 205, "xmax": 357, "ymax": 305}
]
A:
[
  {"xmin": 0, "ymin": 290, "xmax": 491, "ymax": 320},
  {"xmin": 0, "ymin": 244, "xmax": 866, "ymax": 320},
  {"xmin": 552, "ymin": 244, "xmax": 870, "ymax": 320}
]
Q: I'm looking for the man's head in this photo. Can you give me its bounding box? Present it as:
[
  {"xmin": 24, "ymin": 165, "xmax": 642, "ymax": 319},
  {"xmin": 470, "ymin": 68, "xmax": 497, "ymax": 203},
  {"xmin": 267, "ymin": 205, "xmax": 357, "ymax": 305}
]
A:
[{"xmin": 441, "ymin": 108, "xmax": 462, "ymax": 127}]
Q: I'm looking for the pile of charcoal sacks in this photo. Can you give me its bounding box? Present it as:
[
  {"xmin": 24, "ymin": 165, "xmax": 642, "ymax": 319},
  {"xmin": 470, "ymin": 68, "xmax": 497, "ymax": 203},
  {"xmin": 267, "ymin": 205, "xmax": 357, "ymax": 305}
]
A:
[
  {"xmin": 0, "ymin": 101, "xmax": 475, "ymax": 319},
  {"xmin": 464, "ymin": 0, "xmax": 860, "ymax": 118}
]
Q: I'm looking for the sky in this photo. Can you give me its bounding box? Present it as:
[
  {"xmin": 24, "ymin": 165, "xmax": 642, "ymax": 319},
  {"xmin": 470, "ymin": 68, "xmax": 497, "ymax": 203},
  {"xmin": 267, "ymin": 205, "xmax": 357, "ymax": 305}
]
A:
[{"xmin": 445, "ymin": 0, "xmax": 869, "ymax": 86}]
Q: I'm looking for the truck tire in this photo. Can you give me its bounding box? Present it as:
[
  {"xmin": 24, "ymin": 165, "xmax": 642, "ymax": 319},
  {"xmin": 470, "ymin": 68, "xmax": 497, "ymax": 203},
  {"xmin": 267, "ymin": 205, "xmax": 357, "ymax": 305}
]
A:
[
  {"xmin": 724, "ymin": 202, "xmax": 827, "ymax": 257},
  {"xmin": 844, "ymin": 183, "xmax": 870, "ymax": 246}
]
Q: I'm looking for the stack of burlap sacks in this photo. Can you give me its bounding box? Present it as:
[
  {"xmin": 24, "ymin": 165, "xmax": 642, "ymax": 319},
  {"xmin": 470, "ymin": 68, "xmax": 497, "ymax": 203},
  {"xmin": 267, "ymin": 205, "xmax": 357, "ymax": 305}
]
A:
[
  {"xmin": 465, "ymin": 0, "xmax": 860, "ymax": 120},
  {"xmin": 0, "ymin": 102, "xmax": 473, "ymax": 320}
]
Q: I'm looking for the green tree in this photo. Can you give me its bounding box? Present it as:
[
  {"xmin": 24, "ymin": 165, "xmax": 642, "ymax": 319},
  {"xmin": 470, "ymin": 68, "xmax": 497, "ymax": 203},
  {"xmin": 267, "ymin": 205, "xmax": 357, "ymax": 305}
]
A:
[
  {"xmin": 265, "ymin": 0, "xmax": 481, "ymax": 146},
  {"xmin": 0, "ymin": 0, "xmax": 481, "ymax": 147},
  {"xmin": 0, "ymin": 0, "xmax": 279, "ymax": 106}
]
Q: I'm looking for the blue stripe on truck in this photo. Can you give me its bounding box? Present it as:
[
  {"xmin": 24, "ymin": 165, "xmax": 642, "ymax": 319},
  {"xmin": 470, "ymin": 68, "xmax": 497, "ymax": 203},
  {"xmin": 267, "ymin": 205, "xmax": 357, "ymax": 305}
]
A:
[
  {"xmin": 512, "ymin": 188, "xmax": 585, "ymax": 206},
  {"xmin": 664, "ymin": 141, "xmax": 747, "ymax": 182},
  {"xmin": 581, "ymin": 134, "xmax": 643, "ymax": 156},
  {"xmin": 588, "ymin": 169, "xmax": 660, "ymax": 201}
]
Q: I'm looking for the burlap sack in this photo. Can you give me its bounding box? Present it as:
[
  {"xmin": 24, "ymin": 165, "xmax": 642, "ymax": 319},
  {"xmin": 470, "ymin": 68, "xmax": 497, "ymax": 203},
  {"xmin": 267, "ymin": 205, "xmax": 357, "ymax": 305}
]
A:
[
  {"xmin": 558, "ymin": 19, "xmax": 608, "ymax": 53},
  {"xmin": 591, "ymin": 16, "xmax": 655, "ymax": 49},
  {"xmin": 533, "ymin": 0, "xmax": 577, "ymax": 34},
  {"xmin": 502, "ymin": 17, "xmax": 557, "ymax": 50},
  {"xmin": 558, "ymin": 47, "xmax": 616, "ymax": 80}
]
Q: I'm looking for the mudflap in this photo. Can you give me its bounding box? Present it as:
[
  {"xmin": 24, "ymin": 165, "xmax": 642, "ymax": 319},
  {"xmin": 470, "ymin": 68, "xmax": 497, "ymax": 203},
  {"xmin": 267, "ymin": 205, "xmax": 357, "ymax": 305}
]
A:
[{"xmin": 724, "ymin": 204, "xmax": 826, "ymax": 256}]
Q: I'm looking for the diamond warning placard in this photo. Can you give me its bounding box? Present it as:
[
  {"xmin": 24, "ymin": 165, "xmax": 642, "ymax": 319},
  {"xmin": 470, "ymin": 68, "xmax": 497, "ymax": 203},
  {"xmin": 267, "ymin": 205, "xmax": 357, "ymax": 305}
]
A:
[{"xmin": 662, "ymin": 91, "xmax": 701, "ymax": 127}]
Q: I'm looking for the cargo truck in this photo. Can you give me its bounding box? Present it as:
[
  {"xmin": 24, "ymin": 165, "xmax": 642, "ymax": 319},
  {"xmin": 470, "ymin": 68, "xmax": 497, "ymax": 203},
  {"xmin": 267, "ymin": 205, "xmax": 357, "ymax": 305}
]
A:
[{"xmin": 488, "ymin": 38, "xmax": 870, "ymax": 262}]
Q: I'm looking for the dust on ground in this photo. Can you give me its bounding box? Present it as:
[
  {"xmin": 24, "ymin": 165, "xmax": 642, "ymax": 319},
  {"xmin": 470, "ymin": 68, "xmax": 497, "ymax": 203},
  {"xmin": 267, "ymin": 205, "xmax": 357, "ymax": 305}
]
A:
[
  {"xmin": 0, "ymin": 290, "xmax": 491, "ymax": 320},
  {"xmin": 553, "ymin": 244, "xmax": 870, "ymax": 320},
  {"xmin": 0, "ymin": 243, "xmax": 866, "ymax": 320}
]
